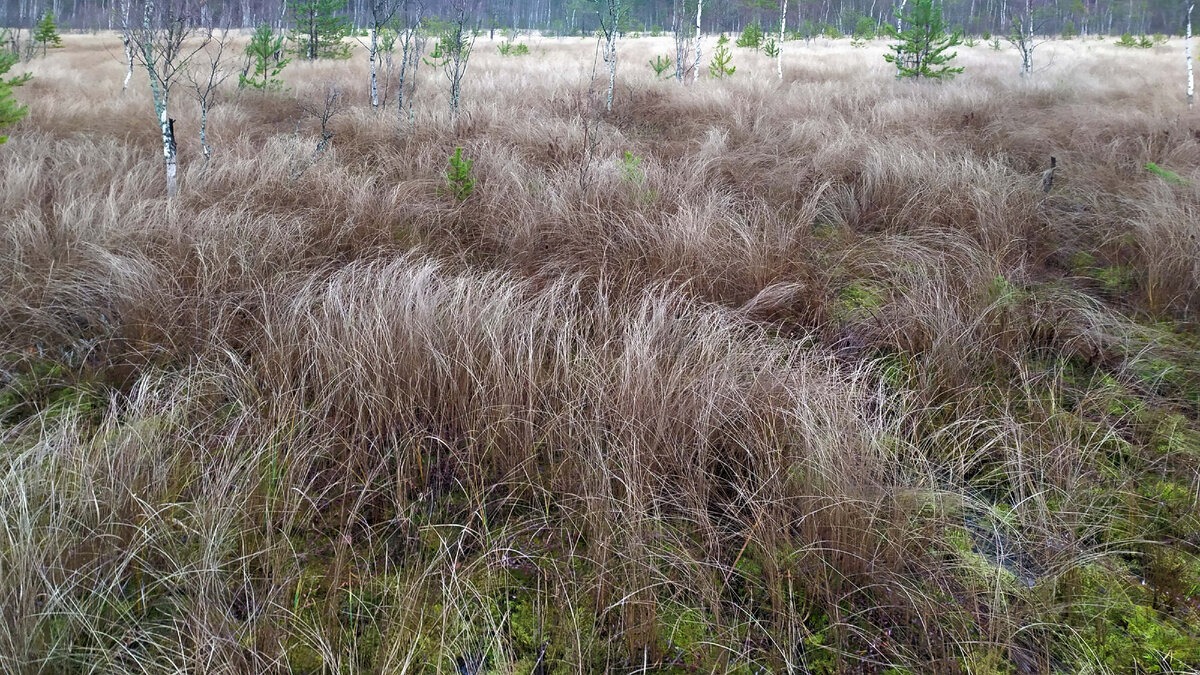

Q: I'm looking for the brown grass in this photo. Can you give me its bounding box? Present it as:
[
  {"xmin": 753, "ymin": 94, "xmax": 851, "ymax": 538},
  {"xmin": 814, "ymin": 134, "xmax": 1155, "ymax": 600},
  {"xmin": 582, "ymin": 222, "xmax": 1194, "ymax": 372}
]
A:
[{"xmin": 2, "ymin": 32, "xmax": 1200, "ymax": 673}]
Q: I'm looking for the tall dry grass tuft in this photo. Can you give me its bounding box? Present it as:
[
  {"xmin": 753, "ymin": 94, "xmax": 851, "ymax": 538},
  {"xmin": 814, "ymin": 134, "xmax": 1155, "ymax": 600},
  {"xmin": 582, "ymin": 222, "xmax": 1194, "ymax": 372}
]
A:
[{"xmin": 2, "ymin": 32, "xmax": 1199, "ymax": 672}]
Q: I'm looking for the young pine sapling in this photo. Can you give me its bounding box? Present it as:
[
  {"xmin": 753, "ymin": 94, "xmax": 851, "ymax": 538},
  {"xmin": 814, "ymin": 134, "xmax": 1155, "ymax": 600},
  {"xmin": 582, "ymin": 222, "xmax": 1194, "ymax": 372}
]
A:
[
  {"xmin": 445, "ymin": 145, "xmax": 475, "ymax": 200},
  {"xmin": 709, "ymin": 32, "xmax": 735, "ymax": 77},
  {"xmin": 884, "ymin": 0, "xmax": 963, "ymax": 79},
  {"xmin": 240, "ymin": 23, "xmax": 289, "ymax": 90},
  {"xmin": 34, "ymin": 12, "xmax": 63, "ymax": 56},
  {"xmin": 649, "ymin": 53, "xmax": 672, "ymax": 77},
  {"xmin": 0, "ymin": 39, "xmax": 32, "ymax": 143}
]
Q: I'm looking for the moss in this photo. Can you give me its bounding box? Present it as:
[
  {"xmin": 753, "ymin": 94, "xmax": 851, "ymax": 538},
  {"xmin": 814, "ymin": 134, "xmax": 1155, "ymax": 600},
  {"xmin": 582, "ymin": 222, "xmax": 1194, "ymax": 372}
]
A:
[
  {"xmin": 1071, "ymin": 251, "xmax": 1136, "ymax": 296},
  {"xmin": 1063, "ymin": 564, "xmax": 1200, "ymax": 672},
  {"xmin": 834, "ymin": 280, "xmax": 886, "ymax": 321},
  {"xmin": 1151, "ymin": 413, "xmax": 1200, "ymax": 456},
  {"xmin": 656, "ymin": 603, "xmax": 713, "ymax": 667}
]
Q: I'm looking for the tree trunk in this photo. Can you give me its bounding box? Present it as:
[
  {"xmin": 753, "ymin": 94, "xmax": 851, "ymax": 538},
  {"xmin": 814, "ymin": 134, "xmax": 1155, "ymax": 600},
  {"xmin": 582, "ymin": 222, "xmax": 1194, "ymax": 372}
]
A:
[
  {"xmin": 160, "ymin": 105, "xmax": 178, "ymax": 197},
  {"xmin": 1188, "ymin": 2, "xmax": 1195, "ymax": 108},
  {"xmin": 692, "ymin": 0, "xmax": 702, "ymax": 82},
  {"xmin": 369, "ymin": 27, "xmax": 379, "ymax": 108},
  {"xmin": 198, "ymin": 104, "xmax": 211, "ymax": 178},
  {"xmin": 777, "ymin": 0, "xmax": 786, "ymax": 80}
]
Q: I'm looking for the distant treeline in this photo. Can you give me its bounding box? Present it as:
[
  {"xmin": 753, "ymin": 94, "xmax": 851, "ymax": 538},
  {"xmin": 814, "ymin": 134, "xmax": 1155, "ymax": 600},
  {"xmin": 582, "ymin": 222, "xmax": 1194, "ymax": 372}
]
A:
[{"xmin": 1, "ymin": 0, "xmax": 1192, "ymax": 41}]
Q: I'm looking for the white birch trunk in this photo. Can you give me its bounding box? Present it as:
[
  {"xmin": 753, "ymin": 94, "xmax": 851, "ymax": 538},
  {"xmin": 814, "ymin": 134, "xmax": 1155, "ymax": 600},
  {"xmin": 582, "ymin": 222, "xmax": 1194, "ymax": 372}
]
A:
[
  {"xmin": 778, "ymin": 0, "xmax": 787, "ymax": 80},
  {"xmin": 606, "ymin": 29, "xmax": 616, "ymax": 111},
  {"xmin": 158, "ymin": 97, "xmax": 177, "ymax": 197},
  {"xmin": 199, "ymin": 104, "xmax": 211, "ymax": 177},
  {"xmin": 1188, "ymin": 2, "xmax": 1195, "ymax": 108},
  {"xmin": 692, "ymin": 0, "xmax": 703, "ymax": 83},
  {"xmin": 121, "ymin": 0, "xmax": 133, "ymax": 93},
  {"xmin": 123, "ymin": 37, "xmax": 134, "ymax": 92},
  {"xmin": 369, "ymin": 27, "xmax": 379, "ymax": 108}
]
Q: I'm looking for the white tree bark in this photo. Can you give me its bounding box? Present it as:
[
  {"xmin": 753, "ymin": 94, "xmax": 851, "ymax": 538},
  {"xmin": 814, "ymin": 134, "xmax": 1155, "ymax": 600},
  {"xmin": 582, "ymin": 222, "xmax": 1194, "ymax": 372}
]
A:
[
  {"xmin": 778, "ymin": 0, "xmax": 787, "ymax": 80},
  {"xmin": 369, "ymin": 27, "xmax": 379, "ymax": 108},
  {"xmin": 1188, "ymin": 2, "xmax": 1195, "ymax": 108},
  {"xmin": 606, "ymin": 26, "xmax": 616, "ymax": 111},
  {"xmin": 123, "ymin": 36, "xmax": 135, "ymax": 92},
  {"xmin": 692, "ymin": 0, "xmax": 703, "ymax": 82},
  {"xmin": 121, "ymin": 0, "xmax": 133, "ymax": 93}
]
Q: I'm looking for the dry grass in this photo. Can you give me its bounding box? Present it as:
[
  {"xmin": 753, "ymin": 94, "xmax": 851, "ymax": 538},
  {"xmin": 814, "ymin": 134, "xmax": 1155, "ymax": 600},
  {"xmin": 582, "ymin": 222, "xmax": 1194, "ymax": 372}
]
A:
[{"xmin": 2, "ymin": 32, "xmax": 1200, "ymax": 673}]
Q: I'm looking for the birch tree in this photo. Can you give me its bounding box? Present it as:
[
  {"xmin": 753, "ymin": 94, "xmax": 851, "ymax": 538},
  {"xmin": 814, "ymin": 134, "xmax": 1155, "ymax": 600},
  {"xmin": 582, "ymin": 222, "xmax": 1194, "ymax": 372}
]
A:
[
  {"xmin": 597, "ymin": 0, "xmax": 621, "ymax": 109},
  {"xmin": 358, "ymin": 0, "xmax": 401, "ymax": 108},
  {"xmin": 130, "ymin": 0, "xmax": 209, "ymax": 197},
  {"xmin": 120, "ymin": 0, "xmax": 135, "ymax": 93},
  {"xmin": 426, "ymin": 0, "xmax": 473, "ymax": 125},
  {"xmin": 692, "ymin": 0, "xmax": 702, "ymax": 82},
  {"xmin": 1188, "ymin": 1, "xmax": 1194, "ymax": 108},
  {"xmin": 777, "ymin": 0, "xmax": 787, "ymax": 79},
  {"xmin": 1006, "ymin": 0, "xmax": 1046, "ymax": 77},
  {"xmin": 186, "ymin": 29, "xmax": 232, "ymax": 177},
  {"xmin": 395, "ymin": 0, "xmax": 425, "ymax": 126},
  {"xmin": 671, "ymin": 0, "xmax": 691, "ymax": 81}
]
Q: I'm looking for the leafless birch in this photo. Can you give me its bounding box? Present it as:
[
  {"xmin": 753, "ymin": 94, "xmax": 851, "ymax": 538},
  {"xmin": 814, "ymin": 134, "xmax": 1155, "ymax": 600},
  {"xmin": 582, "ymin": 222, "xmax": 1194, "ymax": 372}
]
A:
[
  {"xmin": 1188, "ymin": 1, "xmax": 1195, "ymax": 108},
  {"xmin": 186, "ymin": 29, "xmax": 232, "ymax": 178},
  {"xmin": 129, "ymin": 0, "xmax": 209, "ymax": 197}
]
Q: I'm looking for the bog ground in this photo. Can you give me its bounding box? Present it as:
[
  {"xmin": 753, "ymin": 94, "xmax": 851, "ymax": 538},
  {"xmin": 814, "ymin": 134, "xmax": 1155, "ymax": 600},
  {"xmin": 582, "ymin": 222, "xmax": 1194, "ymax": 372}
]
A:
[{"xmin": 2, "ymin": 34, "xmax": 1200, "ymax": 673}]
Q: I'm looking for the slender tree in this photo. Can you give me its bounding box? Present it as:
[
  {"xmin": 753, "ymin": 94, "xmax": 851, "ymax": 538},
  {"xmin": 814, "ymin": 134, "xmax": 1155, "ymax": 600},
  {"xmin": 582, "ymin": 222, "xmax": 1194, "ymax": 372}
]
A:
[
  {"xmin": 186, "ymin": 29, "xmax": 233, "ymax": 176},
  {"xmin": 598, "ymin": 0, "xmax": 621, "ymax": 110},
  {"xmin": 671, "ymin": 0, "xmax": 692, "ymax": 81},
  {"xmin": 120, "ymin": 0, "xmax": 135, "ymax": 93},
  {"xmin": 33, "ymin": 11, "xmax": 63, "ymax": 56},
  {"xmin": 777, "ymin": 0, "xmax": 787, "ymax": 79},
  {"xmin": 395, "ymin": 0, "xmax": 425, "ymax": 126},
  {"xmin": 425, "ymin": 0, "xmax": 473, "ymax": 125},
  {"xmin": 692, "ymin": 0, "xmax": 702, "ymax": 82},
  {"xmin": 1006, "ymin": 0, "xmax": 1047, "ymax": 76},
  {"xmin": 359, "ymin": 0, "xmax": 401, "ymax": 108},
  {"xmin": 1188, "ymin": 1, "xmax": 1194, "ymax": 108},
  {"xmin": 129, "ymin": 0, "xmax": 210, "ymax": 197}
]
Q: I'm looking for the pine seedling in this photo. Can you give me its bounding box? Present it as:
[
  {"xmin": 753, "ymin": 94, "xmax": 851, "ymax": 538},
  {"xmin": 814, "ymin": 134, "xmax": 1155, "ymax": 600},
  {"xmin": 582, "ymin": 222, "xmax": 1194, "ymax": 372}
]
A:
[
  {"xmin": 709, "ymin": 33, "xmax": 735, "ymax": 78},
  {"xmin": 240, "ymin": 23, "xmax": 290, "ymax": 90},
  {"xmin": 648, "ymin": 53, "xmax": 672, "ymax": 77},
  {"xmin": 33, "ymin": 12, "xmax": 63, "ymax": 56},
  {"xmin": 736, "ymin": 20, "xmax": 764, "ymax": 49},
  {"xmin": 0, "ymin": 46, "xmax": 31, "ymax": 143},
  {"xmin": 445, "ymin": 146, "xmax": 475, "ymax": 201}
]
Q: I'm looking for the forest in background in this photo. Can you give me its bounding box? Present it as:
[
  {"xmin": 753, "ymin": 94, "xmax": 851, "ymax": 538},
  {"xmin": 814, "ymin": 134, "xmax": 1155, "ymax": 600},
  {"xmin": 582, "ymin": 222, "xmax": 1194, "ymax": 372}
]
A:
[{"xmin": 0, "ymin": 0, "xmax": 1194, "ymax": 46}]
